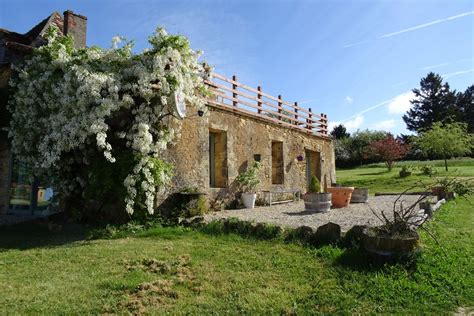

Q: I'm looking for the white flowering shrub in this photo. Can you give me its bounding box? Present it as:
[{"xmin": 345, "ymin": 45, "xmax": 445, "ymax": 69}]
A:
[{"xmin": 8, "ymin": 26, "xmax": 209, "ymax": 217}]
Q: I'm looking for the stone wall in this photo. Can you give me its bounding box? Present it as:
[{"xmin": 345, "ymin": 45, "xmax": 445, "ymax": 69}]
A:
[{"xmin": 165, "ymin": 106, "xmax": 336, "ymax": 206}]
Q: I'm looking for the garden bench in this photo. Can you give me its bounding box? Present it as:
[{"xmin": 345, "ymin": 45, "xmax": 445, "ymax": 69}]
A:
[{"xmin": 262, "ymin": 189, "xmax": 301, "ymax": 206}]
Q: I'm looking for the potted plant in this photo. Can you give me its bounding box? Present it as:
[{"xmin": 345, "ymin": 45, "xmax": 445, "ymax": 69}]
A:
[
  {"xmin": 431, "ymin": 176, "xmax": 473, "ymax": 201},
  {"xmin": 303, "ymin": 176, "xmax": 332, "ymax": 213},
  {"xmin": 362, "ymin": 189, "xmax": 430, "ymax": 258},
  {"xmin": 235, "ymin": 161, "xmax": 261, "ymax": 209},
  {"xmin": 327, "ymin": 185, "xmax": 354, "ymax": 208}
]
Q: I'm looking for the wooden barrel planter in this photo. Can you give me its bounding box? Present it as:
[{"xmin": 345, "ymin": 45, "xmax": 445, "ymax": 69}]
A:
[
  {"xmin": 350, "ymin": 188, "xmax": 369, "ymax": 203},
  {"xmin": 327, "ymin": 186, "xmax": 354, "ymax": 208},
  {"xmin": 303, "ymin": 193, "xmax": 332, "ymax": 213},
  {"xmin": 362, "ymin": 227, "xmax": 419, "ymax": 257}
]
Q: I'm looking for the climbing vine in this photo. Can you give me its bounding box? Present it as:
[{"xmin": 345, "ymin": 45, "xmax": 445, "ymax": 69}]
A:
[{"xmin": 8, "ymin": 26, "xmax": 210, "ymax": 216}]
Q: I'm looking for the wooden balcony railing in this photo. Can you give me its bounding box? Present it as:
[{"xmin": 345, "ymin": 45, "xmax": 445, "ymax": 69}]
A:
[{"xmin": 204, "ymin": 72, "xmax": 328, "ymax": 136}]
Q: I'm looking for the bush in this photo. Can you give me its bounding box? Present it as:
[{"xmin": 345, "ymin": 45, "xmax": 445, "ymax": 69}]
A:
[
  {"xmin": 308, "ymin": 176, "xmax": 321, "ymax": 193},
  {"xmin": 182, "ymin": 195, "xmax": 208, "ymax": 218},
  {"xmin": 399, "ymin": 165, "xmax": 414, "ymax": 178},
  {"xmin": 420, "ymin": 164, "xmax": 435, "ymax": 176}
]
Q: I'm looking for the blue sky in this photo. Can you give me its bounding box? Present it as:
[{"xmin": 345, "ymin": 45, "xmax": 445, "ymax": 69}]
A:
[{"xmin": 1, "ymin": 0, "xmax": 473, "ymax": 135}]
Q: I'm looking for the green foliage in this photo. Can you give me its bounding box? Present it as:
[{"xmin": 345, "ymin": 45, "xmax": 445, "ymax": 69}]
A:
[
  {"xmin": 403, "ymin": 72, "xmax": 458, "ymax": 132},
  {"xmin": 417, "ymin": 122, "xmax": 473, "ymax": 171},
  {"xmin": 81, "ymin": 152, "xmax": 173, "ymax": 222},
  {"xmin": 456, "ymin": 85, "xmax": 474, "ymax": 133},
  {"xmin": 8, "ymin": 24, "xmax": 207, "ymax": 218},
  {"xmin": 433, "ymin": 176, "xmax": 474, "ymax": 199},
  {"xmin": 403, "ymin": 72, "xmax": 474, "ymax": 133},
  {"xmin": 200, "ymin": 218, "xmax": 283, "ymax": 240},
  {"xmin": 87, "ymin": 218, "xmax": 165, "ymax": 239},
  {"xmin": 335, "ymin": 129, "xmax": 387, "ymax": 167},
  {"xmin": 182, "ymin": 195, "xmax": 208, "ymax": 218},
  {"xmin": 308, "ymin": 175, "xmax": 321, "ymax": 193},
  {"xmin": 330, "ymin": 124, "xmax": 350, "ymax": 139},
  {"xmin": 420, "ymin": 164, "xmax": 435, "ymax": 176},
  {"xmin": 235, "ymin": 161, "xmax": 261, "ymax": 193},
  {"xmin": 399, "ymin": 165, "xmax": 414, "ymax": 178}
]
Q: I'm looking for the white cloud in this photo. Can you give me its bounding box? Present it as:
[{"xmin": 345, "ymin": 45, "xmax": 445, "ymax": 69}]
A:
[
  {"xmin": 442, "ymin": 69, "xmax": 474, "ymax": 79},
  {"xmin": 420, "ymin": 62, "xmax": 451, "ymax": 70},
  {"xmin": 329, "ymin": 115, "xmax": 365, "ymax": 133},
  {"xmin": 345, "ymin": 96, "xmax": 353, "ymax": 104},
  {"xmin": 344, "ymin": 11, "xmax": 474, "ymax": 48},
  {"xmin": 343, "ymin": 40, "xmax": 370, "ymax": 48},
  {"xmin": 387, "ymin": 91, "xmax": 415, "ymax": 114},
  {"xmin": 380, "ymin": 11, "xmax": 474, "ymax": 38},
  {"xmin": 373, "ymin": 119, "xmax": 397, "ymax": 131}
]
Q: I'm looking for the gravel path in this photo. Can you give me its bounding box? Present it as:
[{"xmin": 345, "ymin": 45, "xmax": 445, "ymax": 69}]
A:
[{"xmin": 204, "ymin": 195, "xmax": 423, "ymax": 232}]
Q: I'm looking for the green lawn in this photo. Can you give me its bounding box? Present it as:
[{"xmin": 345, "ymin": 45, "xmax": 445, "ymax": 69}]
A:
[
  {"xmin": 1, "ymin": 158, "xmax": 473, "ymax": 314},
  {"xmin": 1, "ymin": 197, "xmax": 473, "ymax": 314},
  {"xmin": 337, "ymin": 158, "xmax": 474, "ymax": 193}
]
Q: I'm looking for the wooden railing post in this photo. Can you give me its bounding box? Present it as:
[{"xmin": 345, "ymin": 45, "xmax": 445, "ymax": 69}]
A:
[
  {"xmin": 294, "ymin": 102, "xmax": 299, "ymax": 125},
  {"xmin": 232, "ymin": 75, "xmax": 238, "ymax": 107},
  {"xmin": 257, "ymin": 86, "xmax": 262, "ymax": 114},
  {"xmin": 308, "ymin": 108, "xmax": 313, "ymax": 130},
  {"xmin": 278, "ymin": 95, "xmax": 283, "ymax": 121},
  {"xmin": 324, "ymin": 114, "xmax": 328, "ymax": 134},
  {"xmin": 321, "ymin": 113, "xmax": 326, "ymax": 134}
]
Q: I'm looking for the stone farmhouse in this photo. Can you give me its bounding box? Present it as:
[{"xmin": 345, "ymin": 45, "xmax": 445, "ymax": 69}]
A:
[{"xmin": 0, "ymin": 11, "xmax": 336, "ymax": 215}]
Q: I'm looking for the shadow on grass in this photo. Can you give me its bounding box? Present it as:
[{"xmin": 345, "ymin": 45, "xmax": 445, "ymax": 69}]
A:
[
  {"xmin": 358, "ymin": 170, "xmax": 391, "ymax": 176},
  {"xmin": 0, "ymin": 220, "xmax": 89, "ymax": 251},
  {"xmin": 334, "ymin": 247, "xmax": 418, "ymax": 272}
]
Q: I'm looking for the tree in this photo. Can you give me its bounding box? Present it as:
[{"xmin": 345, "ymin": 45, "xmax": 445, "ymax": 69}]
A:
[
  {"xmin": 368, "ymin": 134, "xmax": 408, "ymax": 171},
  {"xmin": 330, "ymin": 124, "xmax": 350, "ymax": 139},
  {"xmin": 417, "ymin": 122, "xmax": 473, "ymax": 171},
  {"xmin": 456, "ymin": 85, "xmax": 474, "ymax": 133},
  {"xmin": 403, "ymin": 72, "xmax": 458, "ymax": 132},
  {"xmin": 8, "ymin": 26, "xmax": 207, "ymax": 218},
  {"xmin": 398, "ymin": 134, "xmax": 423, "ymax": 160},
  {"xmin": 333, "ymin": 137, "xmax": 352, "ymax": 167},
  {"xmin": 350, "ymin": 129, "xmax": 387, "ymax": 165}
]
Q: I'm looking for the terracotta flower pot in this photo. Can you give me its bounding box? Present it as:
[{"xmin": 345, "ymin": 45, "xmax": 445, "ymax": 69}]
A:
[{"xmin": 327, "ymin": 186, "xmax": 354, "ymax": 208}]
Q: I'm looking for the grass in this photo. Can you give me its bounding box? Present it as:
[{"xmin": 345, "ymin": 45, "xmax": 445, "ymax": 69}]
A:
[
  {"xmin": 0, "ymin": 158, "xmax": 473, "ymax": 314},
  {"xmin": 1, "ymin": 197, "xmax": 473, "ymax": 314},
  {"xmin": 337, "ymin": 157, "xmax": 474, "ymax": 193}
]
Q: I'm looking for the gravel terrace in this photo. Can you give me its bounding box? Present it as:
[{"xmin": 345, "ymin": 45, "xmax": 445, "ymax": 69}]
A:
[{"xmin": 204, "ymin": 195, "xmax": 423, "ymax": 232}]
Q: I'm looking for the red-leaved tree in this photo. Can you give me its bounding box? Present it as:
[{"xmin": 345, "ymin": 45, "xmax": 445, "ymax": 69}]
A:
[{"xmin": 368, "ymin": 134, "xmax": 409, "ymax": 171}]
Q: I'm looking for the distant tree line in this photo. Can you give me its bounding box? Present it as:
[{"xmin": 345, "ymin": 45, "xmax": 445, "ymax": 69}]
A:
[{"xmin": 331, "ymin": 72, "xmax": 473, "ymax": 168}]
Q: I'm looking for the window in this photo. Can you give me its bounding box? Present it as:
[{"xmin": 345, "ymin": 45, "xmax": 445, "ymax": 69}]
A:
[
  {"xmin": 271, "ymin": 141, "xmax": 284, "ymax": 184},
  {"xmin": 9, "ymin": 158, "xmax": 58, "ymax": 215},
  {"xmin": 209, "ymin": 130, "xmax": 227, "ymax": 188}
]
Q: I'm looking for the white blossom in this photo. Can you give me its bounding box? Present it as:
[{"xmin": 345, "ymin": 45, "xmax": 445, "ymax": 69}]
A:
[{"xmin": 7, "ymin": 26, "xmax": 208, "ymax": 215}]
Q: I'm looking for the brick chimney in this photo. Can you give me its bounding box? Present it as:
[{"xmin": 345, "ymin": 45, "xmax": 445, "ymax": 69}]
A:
[{"xmin": 63, "ymin": 10, "xmax": 87, "ymax": 48}]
